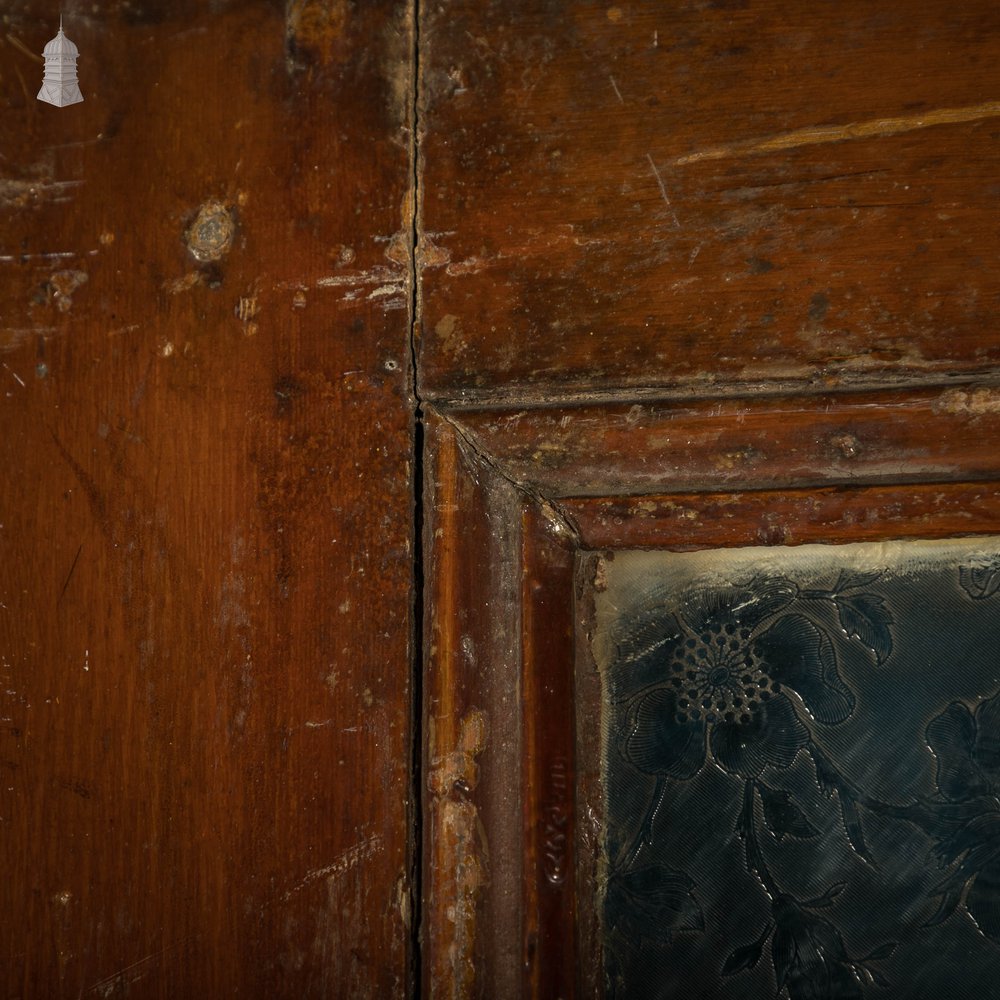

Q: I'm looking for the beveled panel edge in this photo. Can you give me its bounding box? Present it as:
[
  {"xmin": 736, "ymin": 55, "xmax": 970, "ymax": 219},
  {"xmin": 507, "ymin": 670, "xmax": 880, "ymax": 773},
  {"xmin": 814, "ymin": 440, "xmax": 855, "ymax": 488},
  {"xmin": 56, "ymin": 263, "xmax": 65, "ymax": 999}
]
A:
[
  {"xmin": 439, "ymin": 385, "xmax": 1000, "ymax": 499},
  {"xmin": 422, "ymin": 392, "xmax": 1000, "ymax": 999},
  {"xmin": 422, "ymin": 412, "xmax": 526, "ymax": 999}
]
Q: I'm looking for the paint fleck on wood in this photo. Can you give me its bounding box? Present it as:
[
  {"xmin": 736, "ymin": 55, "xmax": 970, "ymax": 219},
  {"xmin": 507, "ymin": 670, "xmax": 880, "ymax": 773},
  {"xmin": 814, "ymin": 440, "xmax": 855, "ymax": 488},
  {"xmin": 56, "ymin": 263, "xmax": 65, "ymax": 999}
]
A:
[
  {"xmin": 427, "ymin": 710, "xmax": 490, "ymax": 1000},
  {"xmin": 185, "ymin": 200, "xmax": 235, "ymax": 263}
]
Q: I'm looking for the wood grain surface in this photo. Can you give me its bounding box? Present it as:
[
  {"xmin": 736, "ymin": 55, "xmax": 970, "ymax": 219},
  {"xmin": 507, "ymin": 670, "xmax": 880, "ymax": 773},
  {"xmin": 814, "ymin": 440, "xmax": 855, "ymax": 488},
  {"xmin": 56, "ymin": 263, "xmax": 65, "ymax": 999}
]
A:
[
  {"xmin": 417, "ymin": 0, "xmax": 1000, "ymax": 404},
  {"xmin": 442, "ymin": 387, "xmax": 1000, "ymax": 498},
  {"xmin": 422, "ymin": 413, "xmax": 525, "ymax": 1000},
  {"xmin": 422, "ymin": 415, "xmax": 584, "ymax": 999},
  {"xmin": 1, "ymin": 2, "xmax": 415, "ymax": 995},
  {"xmin": 567, "ymin": 480, "xmax": 1000, "ymax": 550},
  {"xmin": 8, "ymin": 0, "xmax": 1000, "ymax": 996}
]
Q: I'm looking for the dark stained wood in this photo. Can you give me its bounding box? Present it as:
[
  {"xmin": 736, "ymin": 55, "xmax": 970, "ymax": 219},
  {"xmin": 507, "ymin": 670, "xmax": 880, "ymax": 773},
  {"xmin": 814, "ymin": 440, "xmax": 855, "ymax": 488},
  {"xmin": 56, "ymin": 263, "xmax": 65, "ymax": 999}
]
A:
[
  {"xmin": 444, "ymin": 387, "xmax": 1000, "ymax": 497},
  {"xmin": 9, "ymin": 0, "xmax": 1000, "ymax": 994},
  {"xmin": 415, "ymin": 2, "xmax": 1000, "ymax": 995},
  {"xmin": 417, "ymin": 0, "xmax": 1000, "ymax": 404},
  {"xmin": 422, "ymin": 415, "xmax": 585, "ymax": 999},
  {"xmin": 1, "ymin": 2, "xmax": 415, "ymax": 996},
  {"xmin": 521, "ymin": 504, "xmax": 577, "ymax": 998},
  {"xmin": 568, "ymin": 481, "xmax": 1000, "ymax": 550}
]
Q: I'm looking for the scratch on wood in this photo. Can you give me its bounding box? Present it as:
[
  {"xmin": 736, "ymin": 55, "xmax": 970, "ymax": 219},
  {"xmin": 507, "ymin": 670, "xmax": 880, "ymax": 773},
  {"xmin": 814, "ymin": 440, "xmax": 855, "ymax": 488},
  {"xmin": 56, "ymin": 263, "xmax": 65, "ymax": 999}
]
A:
[
  {"xmin": 284, "ymin": 835, "xmax": 384, "ymax": 900},
  {"xmin": 368, "ymin": 282, "xmax": 407, "ymax": 302},
  {"xmin": 0, "ymin": 178, "xmax": 83, "ymax": 209},
  {"xmin": 58, "ymin": 544, "xmax": 83, "ymax": 606},
  {"xmin": 609, "ymin": 75, "xmax": 624, "ymax": 105},
  {"xmin": 6, "ymin": 33, "xmax": 43, "ymax": 64},
  {"xmin": 107, "ymin": 324, "xmax": 141, "ymax": 338},
  {"xmin": 2, "ymin": 362, "xmax": 26, "ymax": 388},
  {"xmin": 313, "ymin": 265, "xmax": 404, "ymax": 290},
  {"xmin": 85, "ymin": 950, "xmax": 164, "ymax": 997},
  {"xmin": 48, "ymin": 428, "xmax": 110, "ymax": 537},
  {"xmin": 13, "ymin": 64, "xmax": 31, "ymax": 107},
  {"xmin": 674, "ymin": 99, "xmax": 1000, "ymax": 166},
  {"xmin": 646, "ymin": 153, "xmax": 681, "ymax": 228},
  {"xmin": 0, "ymin": 251, "xmax": 78, "ymax": 262}
]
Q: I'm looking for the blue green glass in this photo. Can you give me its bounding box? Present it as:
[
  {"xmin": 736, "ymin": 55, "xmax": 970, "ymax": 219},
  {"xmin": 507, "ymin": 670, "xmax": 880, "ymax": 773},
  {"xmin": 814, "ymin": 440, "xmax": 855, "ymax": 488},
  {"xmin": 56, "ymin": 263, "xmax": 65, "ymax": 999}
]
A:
[{"xmin": 595, "ymin": 540, "xmax": 1000, "ymax": 999}]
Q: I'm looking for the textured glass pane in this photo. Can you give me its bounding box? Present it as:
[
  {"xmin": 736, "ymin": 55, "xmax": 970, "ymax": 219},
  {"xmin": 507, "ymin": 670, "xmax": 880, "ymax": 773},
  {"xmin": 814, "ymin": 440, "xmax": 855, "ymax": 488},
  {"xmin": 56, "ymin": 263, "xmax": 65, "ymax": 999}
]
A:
[{"xmin": 591, "ymin": 539, "xmax": 1000, "ymax": 999}]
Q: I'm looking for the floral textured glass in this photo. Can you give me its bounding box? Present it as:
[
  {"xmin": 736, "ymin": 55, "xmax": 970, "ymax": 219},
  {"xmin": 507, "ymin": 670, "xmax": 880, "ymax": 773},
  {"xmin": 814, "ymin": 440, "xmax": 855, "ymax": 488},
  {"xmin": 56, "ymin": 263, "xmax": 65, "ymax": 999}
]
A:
[{"xmin": 591, "ymin": 539, "xmax": 1000, "ymax": 999}]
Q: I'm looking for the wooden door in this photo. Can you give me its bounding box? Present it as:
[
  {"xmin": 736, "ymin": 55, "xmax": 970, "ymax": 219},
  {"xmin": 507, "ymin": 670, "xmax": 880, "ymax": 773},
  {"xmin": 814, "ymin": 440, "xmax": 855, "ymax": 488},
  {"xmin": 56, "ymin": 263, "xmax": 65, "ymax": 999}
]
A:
[
  {"xmin": 417, "ymin": 3, "xmax": 1000, "ymax": 998},
  {"xmin": 2, "ymin": 3, "xmax": 415, "ymax": 996},
  {"xmin": 7, "ymin": 2, "xmax": 1000, "ymax": 997}
]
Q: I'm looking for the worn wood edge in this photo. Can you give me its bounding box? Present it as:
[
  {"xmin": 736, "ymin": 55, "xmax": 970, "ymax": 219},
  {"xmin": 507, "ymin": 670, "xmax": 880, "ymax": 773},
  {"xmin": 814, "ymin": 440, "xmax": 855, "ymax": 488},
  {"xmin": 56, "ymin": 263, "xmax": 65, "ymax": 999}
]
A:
[
  {"xmin": 567, "ymin": 480, "xmax": 1000, "ymax": 550},
  {"xmin": 574, "ymin": 553, "xmax": 608, "ymax": 1000},
  {"xmin": 423, "ymin": 410, "xmax": 594, "ymax": 998},
  {"xmin": 422, "ymin": 412, "xmax": 525, "ymax": 999},
  {"xmin": 521, "ymin": 504, "xmax": 579, "ymax": 997},
  {"xmin": 418, "ymin": 369, "xmax": 1000, "ymax": 411},
  {"xmin": 440, "ymin": 385, "xmax": 1000, "ymax": 498}
]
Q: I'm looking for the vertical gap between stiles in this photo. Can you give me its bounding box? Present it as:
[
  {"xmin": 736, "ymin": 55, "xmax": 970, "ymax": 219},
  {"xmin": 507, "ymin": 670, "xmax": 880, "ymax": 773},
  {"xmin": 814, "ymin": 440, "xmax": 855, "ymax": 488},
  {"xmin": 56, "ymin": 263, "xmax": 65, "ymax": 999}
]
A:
[{"xmin": 407, "ymin": 0, "xmax": 424, "ymax": 994}]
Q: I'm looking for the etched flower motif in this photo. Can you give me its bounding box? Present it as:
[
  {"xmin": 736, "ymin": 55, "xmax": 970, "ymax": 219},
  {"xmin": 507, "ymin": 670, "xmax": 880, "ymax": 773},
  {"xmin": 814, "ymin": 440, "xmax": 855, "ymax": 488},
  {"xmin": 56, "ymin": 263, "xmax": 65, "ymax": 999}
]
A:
[
  {"xmin": 959, "ymin": 557, "xmax": 1000, "ymax": 601},
  {"xmin": 604, "ymin": 864, "xmax": 704, "ymax": 944},
  {"xmin": 770, "ymin": 894, "xmax": 864, "ymax": 1000},
  {"xmin": 925, "ymin": 692, "xmax": 1000, "ymax": 941},
  {"xmin": 622, "ymin": 579, "xmax": 856, "ymax": 780}
]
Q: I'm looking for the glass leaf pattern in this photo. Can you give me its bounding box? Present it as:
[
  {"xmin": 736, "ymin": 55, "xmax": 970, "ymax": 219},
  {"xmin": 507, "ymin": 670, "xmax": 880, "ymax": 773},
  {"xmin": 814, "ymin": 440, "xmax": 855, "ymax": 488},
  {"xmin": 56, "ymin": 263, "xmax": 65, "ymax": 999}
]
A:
[{"xmin": 595, "ymin": 540, "xmax": 1000, "ymax": 998}]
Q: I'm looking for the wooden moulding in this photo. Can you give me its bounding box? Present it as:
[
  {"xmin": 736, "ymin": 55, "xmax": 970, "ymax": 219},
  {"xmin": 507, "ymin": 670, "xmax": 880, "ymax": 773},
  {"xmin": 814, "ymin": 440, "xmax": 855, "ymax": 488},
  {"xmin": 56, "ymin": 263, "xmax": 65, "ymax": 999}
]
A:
[
  {"xmin": 422, "ymin": 385, "xmax": 1000, "ymax": 998},
  {"xmin": 422, "ymin": 412, "xmax": 525, "ymax": 999},
  {"xmin": 447, "ymin": 386, "xmax": 1000, "ymax": 498}
]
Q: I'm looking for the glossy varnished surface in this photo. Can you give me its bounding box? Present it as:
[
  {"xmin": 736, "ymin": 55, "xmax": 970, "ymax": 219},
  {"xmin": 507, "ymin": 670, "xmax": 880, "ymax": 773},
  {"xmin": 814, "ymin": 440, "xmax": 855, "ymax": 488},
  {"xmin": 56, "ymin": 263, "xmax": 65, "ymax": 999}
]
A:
[
  {"xmin": 1, "ymin": 2, "xmax": 414, "ymax": 995},
  {"xmin": 592, "ymin": 541, "xmax": 1000, "ymax": 997},
  {"xmin": 417, "ymin": 0, "xmax": 1000, "ymax": 403}
]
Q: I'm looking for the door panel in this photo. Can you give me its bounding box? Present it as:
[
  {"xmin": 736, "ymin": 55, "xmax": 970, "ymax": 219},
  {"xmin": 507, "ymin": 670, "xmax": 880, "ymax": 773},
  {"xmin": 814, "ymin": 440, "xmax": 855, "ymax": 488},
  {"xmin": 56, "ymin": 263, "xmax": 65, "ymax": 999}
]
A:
[
  {"xmin": 1, "ymin": 2, "xmax": 415, "ymax": 995},
  {"xmin": 7, "ymin": 0, "xmax": 1000, "ymax": 995},
  {"xmin": 422, "ymin": 398, "xmax": 1000, "ymax": 998}
]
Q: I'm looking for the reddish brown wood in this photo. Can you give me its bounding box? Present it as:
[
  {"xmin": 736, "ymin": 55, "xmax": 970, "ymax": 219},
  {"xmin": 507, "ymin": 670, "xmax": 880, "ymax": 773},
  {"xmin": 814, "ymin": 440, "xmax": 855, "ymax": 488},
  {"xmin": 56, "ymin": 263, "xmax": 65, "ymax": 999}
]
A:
[
  {"xmin": 568, "ymin": 481, "xmax": 1000, "ymax": 550},
  {"xmin": 416, "ymin": 0, "xmax": 1000, "ymax": 404},
  {"xmin": 9, "ymin": 1, "xmax": 1000, "ymax": 994},
  {"xmin": 1, "ymin": 3, "xmax": 415, "ymax": 996},
  {"xmin": 422, "ymin": 414, "xmax": 525, "ymax": 999},
  {"xmin": 415, "ymin": 2, "xmax": 1000, "ymax": 994},
  {"xmin": 521, "ymin": 504, "xmax": 577, "ymax": 998},
  {"xmin": 445, "ymin": 387, "xmax": 1000, "ymax": 497},
  {"xmin": 423, "ymin": 415, "xmax": 588, "ymax": 999},
  {"xmin": 573, "ymin": 554, "xmax": 606, "ymax": 1000}
]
